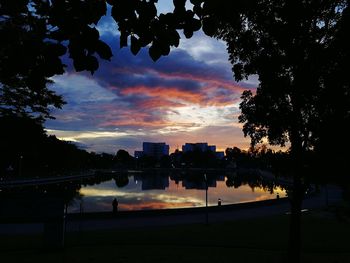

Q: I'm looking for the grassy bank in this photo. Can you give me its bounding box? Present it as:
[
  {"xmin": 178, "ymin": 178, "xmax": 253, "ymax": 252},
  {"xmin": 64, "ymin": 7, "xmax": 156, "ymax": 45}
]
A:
[{"xmin": 1, "ymin": 209, "xmax": 349, "ymax": 263}]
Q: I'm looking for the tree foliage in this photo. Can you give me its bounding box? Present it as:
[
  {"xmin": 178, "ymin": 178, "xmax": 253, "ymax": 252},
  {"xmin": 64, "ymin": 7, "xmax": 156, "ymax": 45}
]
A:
[
  {"xmin": 0, "ymin": 0, "xmax": 67, "ymax": 119},
  {"xmin": 0, "ymin": 0, "xmax": 113, "ymax": 118},
  {"xmin": 208, "ymin": 2, "xmax": 349, "ymax": 262},
  {"xmin": 206, "ymin": 1, "xmax": 350, "ymax": 156}
]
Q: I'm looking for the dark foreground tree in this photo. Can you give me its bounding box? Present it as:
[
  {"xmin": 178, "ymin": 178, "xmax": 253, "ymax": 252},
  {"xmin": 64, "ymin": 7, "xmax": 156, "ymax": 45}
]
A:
[
  {"xmin": 0, "ymin": 0, "xmax": 111, "ymax": 119},
  {"xmin": 0, "ymin": 0, "xmax": 68, "ymax": 119},
  {"xmin": 207, "ymin": 1, "xmax": 349, "ymax": 262},
  {"xmin": 0, "ymin": 0, "xmax": 199, "ymax": 118}
]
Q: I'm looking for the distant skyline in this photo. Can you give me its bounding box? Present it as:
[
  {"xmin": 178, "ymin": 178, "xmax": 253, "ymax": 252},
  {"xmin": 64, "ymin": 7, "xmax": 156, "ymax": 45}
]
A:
[{"xmin": 44, "ymin": 2, "xmax": 257, "ymax": 155}]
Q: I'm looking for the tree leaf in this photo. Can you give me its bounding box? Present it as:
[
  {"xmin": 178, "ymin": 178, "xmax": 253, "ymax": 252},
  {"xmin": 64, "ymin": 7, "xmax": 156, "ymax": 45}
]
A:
[
  {"xmin": 149, "ymin": 44, "xmax": 162, "ymax": 61},
  {"xmin": 191, "ymin": 18, "xmax": 202, "ymax": 32},
  {"xmin": 202, "ymin": 17, "xmax": 218, "ymax": 37},
  {"xmin": 73, "ymin": 56, "xmax": 86, "ymax": 72},
  {"xmin": 190, "ymin": 0, "xmax": 203, "ymax": 6},
  {"xmin": 183, "ymin": 27, "xmax": 194, "ymax": 38},
  {"xmin": 130, "ymin": 35, "xmax": 141, "ymax": 55},
  {"xmin": 160, "ymin": 43, "xmax": 170, "ymax": 56},
  {"xmin": 173, "ymin": 0, "xmax": 186, "ymax": 8},
  {"xmin": 86, "ymin": 55, "xmax": 99, "ymax": 74},
  {"xmin": 120, "ymin": 32, "xmax": 128, "ymax": 48},
  {"xmin": 168, "ymin": 30, "xmax": 180, "ymax": 47},
  {"xmin": 96, "ymin": 40, "xmax": 113, "ymax": 60}
]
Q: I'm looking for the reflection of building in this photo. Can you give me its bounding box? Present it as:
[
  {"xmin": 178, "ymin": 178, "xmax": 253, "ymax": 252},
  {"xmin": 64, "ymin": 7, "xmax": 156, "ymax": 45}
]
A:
[
  {"xmin": 134, "ymin": 174, "xmax": 169, "ymax": 190},
  {"xmin": 182, "ymin": 179, "xmax": 207, "ymax": 190},
  {"xmin": 216, "ymin": 174, "xmax": 225, "ymax": 181},
  {"xmin": 182, "ymin": 175, "xmax": 217, "ymax": 190},
  {"xmin": 134, "ymin": 142, "xmax": 169, "ymax": 159},
  {"xmin": 182, "ymin": 179, "xmax": 217, "ymax": 189}
]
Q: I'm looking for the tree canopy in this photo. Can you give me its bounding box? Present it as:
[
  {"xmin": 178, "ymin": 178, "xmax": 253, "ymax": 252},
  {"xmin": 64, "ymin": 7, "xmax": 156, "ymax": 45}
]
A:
[{"xmin": 209, "ymin": 2, "xmax": 348, "ymax": 261}]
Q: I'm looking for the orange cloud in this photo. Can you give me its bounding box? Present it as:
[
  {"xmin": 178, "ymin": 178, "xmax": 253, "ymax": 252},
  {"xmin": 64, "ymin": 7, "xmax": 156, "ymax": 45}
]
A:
[
  {"xmin": 135, "ymin": 98, "xmax": 185, "ymax": 109},
  {"xmin": 154, "ymin": 70, "xmax": 247, "ymax": 94},
  {"xmin": 120, "ymin": 85, "xmax": 205, "ymax": 104}
]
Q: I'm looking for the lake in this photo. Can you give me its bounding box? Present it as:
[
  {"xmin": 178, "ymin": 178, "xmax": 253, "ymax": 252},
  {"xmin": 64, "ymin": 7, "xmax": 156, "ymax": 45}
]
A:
[{"xmin": 68, "ymin": 171, "xmax": 287, "ymax": 213}]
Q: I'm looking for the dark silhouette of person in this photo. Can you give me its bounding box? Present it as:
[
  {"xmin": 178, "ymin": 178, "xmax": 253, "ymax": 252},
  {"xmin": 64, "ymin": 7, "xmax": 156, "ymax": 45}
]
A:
[
  {"xmin": 112, "ymin": 198, "xmax": 119, "ymax": 214},
  {"xmin": 218, "ymin": 198, "xmax": 222, "ymax": 206},
  {"xmin": 277, "ymin": 193, "xmax": 280, "ymax": 199}
]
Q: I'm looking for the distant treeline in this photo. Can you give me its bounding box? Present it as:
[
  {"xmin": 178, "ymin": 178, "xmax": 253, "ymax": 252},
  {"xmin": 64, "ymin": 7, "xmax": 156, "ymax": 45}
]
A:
[
  {"xmin": 0, "ymin": 116, "xmax": 115, "ymax": 178},
  {"xmin": 0, "ymin": 116, "xmax": 346, "ymax": 184}
]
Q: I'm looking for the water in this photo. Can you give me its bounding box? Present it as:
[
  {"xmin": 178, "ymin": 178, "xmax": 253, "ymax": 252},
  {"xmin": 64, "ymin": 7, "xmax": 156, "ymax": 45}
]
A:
[{"xmin": 68, "ymin": 172, "xmax": 287, "ymax": 213}]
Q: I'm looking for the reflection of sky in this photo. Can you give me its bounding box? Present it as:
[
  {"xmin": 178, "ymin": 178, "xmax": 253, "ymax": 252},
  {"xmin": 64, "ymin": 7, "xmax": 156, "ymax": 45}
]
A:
[{"xmin": 68, "ymin": 176, "xmax": 286, "ymax": 213}]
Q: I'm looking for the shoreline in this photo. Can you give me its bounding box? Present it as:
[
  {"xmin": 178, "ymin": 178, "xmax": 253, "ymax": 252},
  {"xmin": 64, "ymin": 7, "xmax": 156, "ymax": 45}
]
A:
[
  {"xmin": 67, "ymin": 196, "xmax": 290, "ymax": 221},
  {"xmin": 1, "ymin": 197, "xmax": 290, "ymax": 224}
]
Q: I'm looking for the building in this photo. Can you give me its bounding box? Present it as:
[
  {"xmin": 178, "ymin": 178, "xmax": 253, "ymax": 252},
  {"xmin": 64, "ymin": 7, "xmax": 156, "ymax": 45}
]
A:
[
  {"xmin": 182, "ymin": 143, "xmax": 216, "ymax": 153},
  {"xmin": 182, "ymin": 143, "xmax": 217, "ymax": 153},
  {"xmin": 182, "ymin": 142, "xmax": 224, "ymax": 160},
  {"xmin": 215, "ymin": 152, "xmax": 225, "ymax": 160},
  {"xmin": 134, "ymin": 142, "xmax": 169, "ymax": 160}
]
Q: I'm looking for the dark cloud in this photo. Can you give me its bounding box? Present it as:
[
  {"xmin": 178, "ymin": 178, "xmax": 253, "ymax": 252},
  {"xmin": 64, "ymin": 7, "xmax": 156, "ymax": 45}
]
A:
[{"xmin": 47, "ymin": 23, "xmax": 256, "ymax": 153}]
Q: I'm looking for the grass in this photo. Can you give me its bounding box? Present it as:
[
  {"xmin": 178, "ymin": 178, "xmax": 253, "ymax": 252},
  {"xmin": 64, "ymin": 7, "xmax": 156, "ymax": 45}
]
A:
[{"xmin": 1, "ymin": 208, "xmax": 350, "ymax": 263}]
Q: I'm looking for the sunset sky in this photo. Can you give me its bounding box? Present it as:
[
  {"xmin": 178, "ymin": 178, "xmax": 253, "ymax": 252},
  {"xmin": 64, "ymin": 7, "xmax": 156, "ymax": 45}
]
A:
[{"xmin": 45, "ymin": 1, "xmax": 258, "ymax": 155}]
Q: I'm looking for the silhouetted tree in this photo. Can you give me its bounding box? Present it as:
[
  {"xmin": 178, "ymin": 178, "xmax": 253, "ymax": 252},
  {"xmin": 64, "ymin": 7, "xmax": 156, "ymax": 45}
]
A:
[
  {"xmin": 114, "ymin": 149, "xmax": 134, "ymax": 168},
  {"xmin": 0, "ymin": 0, "xmax": 113, "ymax": 119},
  {"xmin": 209, "ymin": 1, "xmax": 349, "ymax": 262},
  {"xmin": 0, "ymin": 115, "xmax": 117, "ymax": 177},
  {"xmin": 170, "ymin": 149, "xmax": 183, "ymax": 168},
  {"xmin": 0, "ymin": 1, "xmax": 67, "ymax": 119},
  {"xmin": 114, "ymin": 173, "xmax": 129, "ymax": 188}
]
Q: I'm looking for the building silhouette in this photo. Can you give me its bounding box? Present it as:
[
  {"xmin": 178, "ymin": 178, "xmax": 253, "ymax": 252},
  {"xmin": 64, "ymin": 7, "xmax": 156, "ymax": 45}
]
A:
[
  {"xmin": 182, "ymin": 143, "xmax": 215, "ymax": 153},
  {"xmin": 134, "ymin": 142, "xmax": 169, "ymax": 160},
  {"xmin": 182, "ymin": 142, "xmax": 225, "ymax": 159}
]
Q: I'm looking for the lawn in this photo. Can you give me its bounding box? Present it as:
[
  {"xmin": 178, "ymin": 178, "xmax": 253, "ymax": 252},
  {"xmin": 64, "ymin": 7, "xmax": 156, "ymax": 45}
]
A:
[{"xmin": 1, "ymin": 208, "xmax": 349, "ymax": 263}]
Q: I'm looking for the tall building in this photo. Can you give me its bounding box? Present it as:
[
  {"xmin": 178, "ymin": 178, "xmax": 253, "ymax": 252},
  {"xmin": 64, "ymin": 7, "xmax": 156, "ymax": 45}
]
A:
[
  {"xmin": 182, "ymin": 142, "xmax": 224, "ymax": 160},
  {"xmin": 134, "ymin": 142, "xmax": 169, "ymax": 159},
  {"xmin": 182, "ymin": 143, "xmax": 216, "ymax": 153}
]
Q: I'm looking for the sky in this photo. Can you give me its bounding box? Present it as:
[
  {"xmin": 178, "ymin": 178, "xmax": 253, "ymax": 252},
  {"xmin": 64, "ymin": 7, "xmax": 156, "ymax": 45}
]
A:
[{"xmin": 45, "ymin": 1, "xmax": 258, "ymax": 155}]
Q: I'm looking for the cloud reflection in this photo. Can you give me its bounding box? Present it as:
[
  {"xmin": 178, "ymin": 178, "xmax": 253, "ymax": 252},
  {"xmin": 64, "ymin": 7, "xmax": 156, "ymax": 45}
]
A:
[{"xmin": 68, "ymin": 176, "xmax": 286, "ymax": 213}]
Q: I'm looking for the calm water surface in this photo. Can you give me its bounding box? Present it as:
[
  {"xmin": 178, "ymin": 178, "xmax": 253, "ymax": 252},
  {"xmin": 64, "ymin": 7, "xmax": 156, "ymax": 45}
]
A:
[{"xmin": 68, "ymin": 173, "xmax": 287, "ymax": 213}]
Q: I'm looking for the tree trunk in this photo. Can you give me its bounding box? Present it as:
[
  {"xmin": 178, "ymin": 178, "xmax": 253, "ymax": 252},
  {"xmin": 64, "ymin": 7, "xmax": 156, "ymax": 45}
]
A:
[
  {"xmin": 286, "ymin": 86, "xmax": 306, "ymax": 263},
  {"xmin": 288, "ymin": 173, "xmax": 303, "ymax": 263}
]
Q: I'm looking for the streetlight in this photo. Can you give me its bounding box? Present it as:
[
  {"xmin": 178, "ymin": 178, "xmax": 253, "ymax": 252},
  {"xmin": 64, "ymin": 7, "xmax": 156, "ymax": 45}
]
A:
[{"xmin": 204, "ymin": 173, "xmax": 208, "ymax": 225}]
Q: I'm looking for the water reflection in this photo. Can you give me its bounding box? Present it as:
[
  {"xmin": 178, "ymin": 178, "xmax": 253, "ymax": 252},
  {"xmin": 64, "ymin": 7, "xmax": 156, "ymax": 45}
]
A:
[
  {"xmin": 0, "ymin": 170, "xmax": 288, "ymax": 215},
  {"xmin": 70, "ymin": 170, "xmax": 287, "ymax": 213}
]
